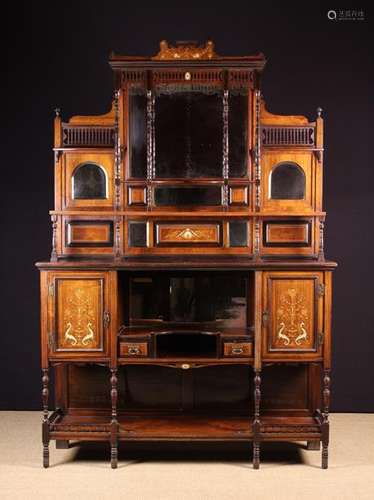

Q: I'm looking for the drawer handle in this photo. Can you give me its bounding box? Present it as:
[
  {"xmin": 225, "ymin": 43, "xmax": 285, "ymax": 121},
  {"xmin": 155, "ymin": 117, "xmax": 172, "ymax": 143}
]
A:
[
  {"xmin": 128, "ymin": 346, "xmax": 141, "ymax": 355},
  {"xmin": 231, "ymin": 347, "xmax": 244, "ymax": 355}
]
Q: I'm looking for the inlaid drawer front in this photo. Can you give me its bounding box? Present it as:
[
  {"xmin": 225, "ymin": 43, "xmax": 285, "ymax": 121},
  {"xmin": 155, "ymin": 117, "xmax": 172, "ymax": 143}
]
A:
[
  {"xmin": 66, "ymin": 220, "xmax": 114, "ymax": 247},
  {"xmin": 120, "ymin": 342, "xmax": 148, "ymax": 357},
  {"xmin": 155, "ymin": 223, "xmax": 221, "ymax": 246},
  {"xmin": 223, "ymin": 342, "xmax": 253, "ymax": 357},
  {"xmin": 263, "ymin": 220, "xmax": 311, "ymax": 247}
]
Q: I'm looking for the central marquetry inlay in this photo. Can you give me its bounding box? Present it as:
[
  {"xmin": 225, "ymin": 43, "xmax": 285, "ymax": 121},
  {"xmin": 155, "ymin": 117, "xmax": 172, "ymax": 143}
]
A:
[
  {"xmin": 56, "ymin": 279, "xmax": 102, "ymax": 350},
  {"xmin": 275, "ymin": 288, "xmax": 309, "ymax": 346}
]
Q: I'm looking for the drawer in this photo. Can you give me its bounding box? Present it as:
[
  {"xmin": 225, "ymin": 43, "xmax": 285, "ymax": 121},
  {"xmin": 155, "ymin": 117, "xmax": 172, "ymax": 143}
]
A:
[
  {"xmin": 155, "ymin": 222, "xmax": 221, "ymax": 246},
  {"xmin": 223, "ymin": 342, "xmax": 253, "ymax": 357},
  {"xmin": 120, "ymin": 342, "xmax": 148, "ymax": 357}
]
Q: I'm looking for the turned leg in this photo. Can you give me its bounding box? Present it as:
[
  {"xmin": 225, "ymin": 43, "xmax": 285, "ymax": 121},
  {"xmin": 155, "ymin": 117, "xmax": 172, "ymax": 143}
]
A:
[
  {"xmin": 110, "ymin": 368, "xmax": 118, "ymax": 469},
  {"xmin": 253, "ymin": 370, "xmax": 261, "ymax": 469},
  {"xmin": 42, "ymin": 368, "xmax": 50, "ymax": 468},
  {"xmin": 307, "ymin": 440, "xmax": 320, "ymax": 451},
  {"xmin": 321, "ymin": 368, "xmax": 331, "ymax": 469}
]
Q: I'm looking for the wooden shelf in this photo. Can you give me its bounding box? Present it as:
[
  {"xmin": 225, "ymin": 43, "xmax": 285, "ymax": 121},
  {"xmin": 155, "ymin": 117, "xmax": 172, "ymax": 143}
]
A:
[{"xmin": 50, "ymin": 413, "xmax": 321, "ymax": 441}]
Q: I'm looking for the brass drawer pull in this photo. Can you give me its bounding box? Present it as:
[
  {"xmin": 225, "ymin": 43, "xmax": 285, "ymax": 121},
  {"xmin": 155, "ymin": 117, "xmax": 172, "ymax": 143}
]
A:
[
  {"xmin": 231, "ymin": 347, "xmax": 244, "ymax": 355},
  {"xmin": 128, "ymin": 346, "xmax": 141, "ymax": 355}
]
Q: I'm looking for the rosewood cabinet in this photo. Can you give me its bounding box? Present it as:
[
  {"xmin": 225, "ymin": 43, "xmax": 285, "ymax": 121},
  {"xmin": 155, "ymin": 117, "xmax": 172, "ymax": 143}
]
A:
[{"xmin": 37, "ymin": 40, "xmax": 336, "ymax": 470}]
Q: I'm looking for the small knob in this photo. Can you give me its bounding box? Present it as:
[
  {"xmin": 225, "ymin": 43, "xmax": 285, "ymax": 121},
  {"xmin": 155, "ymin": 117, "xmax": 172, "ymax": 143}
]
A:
[
  {"xmin": 181, "ymin": 363, "xmax": 190, "ymax": 370},
  {"xmin": 317, "ymin": 107, "xmax": 323, "ymax": 118}
]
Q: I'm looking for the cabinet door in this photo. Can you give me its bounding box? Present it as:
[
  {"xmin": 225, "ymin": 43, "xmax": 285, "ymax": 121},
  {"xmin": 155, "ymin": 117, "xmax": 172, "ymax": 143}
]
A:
[
  {"xmin": 47, "ymin": 272, "xmax": 111, "ymax": 358},
  {"xmin": 262, "ymin": 272, "xmax": 324, "ymax": 359}
]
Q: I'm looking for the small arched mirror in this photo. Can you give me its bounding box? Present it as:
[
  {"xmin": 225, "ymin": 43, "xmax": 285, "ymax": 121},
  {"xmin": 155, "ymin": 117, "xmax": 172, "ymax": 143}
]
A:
[
  {"xmin": 72, "ymin": 163, "xmax": 107, "ymax": 200},
  {"xmin": 270, "ymin": 162, "xmax": 305, "ymax": 200}
]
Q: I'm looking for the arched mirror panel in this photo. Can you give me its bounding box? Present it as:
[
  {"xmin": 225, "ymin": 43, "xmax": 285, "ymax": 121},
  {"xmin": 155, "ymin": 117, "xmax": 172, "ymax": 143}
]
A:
[
  {"xmin": 270, "ymin": 162, "xmax": 305, "ymax": 200},
  {"xmin": 72, "ymin": 163, "xmax": 107, "ymax": 200}
]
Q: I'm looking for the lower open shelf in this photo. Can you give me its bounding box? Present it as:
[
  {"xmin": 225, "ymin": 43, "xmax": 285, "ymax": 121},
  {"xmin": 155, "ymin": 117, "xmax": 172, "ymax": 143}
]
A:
[{"xmin": 49, "ymin": 412, "xmax": 322, "ymax": 442}]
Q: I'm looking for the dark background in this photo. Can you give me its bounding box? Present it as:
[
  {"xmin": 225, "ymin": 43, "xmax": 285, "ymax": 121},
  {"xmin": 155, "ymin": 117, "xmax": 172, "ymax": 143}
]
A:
[{"xmin": 1, "ymin": 2, "xmax": 372, "ymax": 410}]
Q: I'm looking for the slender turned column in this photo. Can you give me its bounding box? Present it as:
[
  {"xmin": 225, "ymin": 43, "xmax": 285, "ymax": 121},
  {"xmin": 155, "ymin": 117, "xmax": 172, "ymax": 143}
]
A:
[
  {"xmin": 42, "ymin": 368, "xmax": 50, "ymax": 468},
  {"xmin": 110, "ymin": 368, "xmax": 118, "ymax": 469},
  {"xmin": 253, "ymin": 370, "xmax": 261, "ymax": 469},
  {"xmin": 321, "ymin": 368, "xmax": 331, "ymax": 469}
]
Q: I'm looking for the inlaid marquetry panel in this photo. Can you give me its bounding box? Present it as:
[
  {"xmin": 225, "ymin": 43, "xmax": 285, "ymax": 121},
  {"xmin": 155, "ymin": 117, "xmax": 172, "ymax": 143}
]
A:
[
  {"xmin": 155, "ymin": 223, "xmax": 221, "ymax": 246},
  {"xmin": 263, "ymin": 273, "xmax": 324, "ymax": 356},
  {"xmin": 55, "ymin": 278, "xmax": 104, "ymax": 351}
]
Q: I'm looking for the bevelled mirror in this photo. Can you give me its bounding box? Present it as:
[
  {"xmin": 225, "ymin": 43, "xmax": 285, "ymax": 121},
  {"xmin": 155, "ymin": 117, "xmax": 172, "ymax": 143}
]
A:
[
  {"xmin": 155, "ymin": 91, "xmax": 223, "ymax": 178},
  {"xmin": 129, "ymin": 90, "xmax": 147, "ymax": 178},
  {"xmin": 228, "ymin": 92, "xmax": 248, "ymax": 178},
  {"xmin": 270, "ymin": 162, "xmax": 306, "ymax": 200},
  {"xmin": 72, "ymin": 163, "xmax": 107, "ymax": 199}
]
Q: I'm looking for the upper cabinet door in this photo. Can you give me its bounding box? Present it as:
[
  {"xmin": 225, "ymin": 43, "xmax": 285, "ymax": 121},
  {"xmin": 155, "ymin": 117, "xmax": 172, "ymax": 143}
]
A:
[
  {"xmin": 47, "ymin": 272, "xmax": 111, "ymax": 359},
  {"xmin": 261, "ymin": 152, "xmax": 315, "ymax": 213},
  {"xmin": 262, "ymin": 272, "xmax": 324, "ymax": 359},
  {"xmin": 63, "ymin": 152, "xmax": 114, "ymax": 209}
]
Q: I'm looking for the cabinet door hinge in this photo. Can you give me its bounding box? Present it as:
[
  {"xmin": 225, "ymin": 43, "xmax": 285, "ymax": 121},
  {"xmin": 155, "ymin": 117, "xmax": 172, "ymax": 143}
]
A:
[
  {"xmin": 48, "ymin": 282, "xmax": 55, "ymax": 297},
  {"xmin": 48, "ymin": 331, "xmax": 56, "ymax": 350},
  {"xmin": 317, "ymin": 283, "xmax": 325, "ymax": 297},
  {"xmin": 318, "ymin": 331, "xmax": 325, "ymax": 347},
  {"xmin": 262, "ymin": 310, "xmax": 269, "ymax": 326},
  {"xmin": 103, "ymin": 311, "xmax": 111, "ymax": 329}
]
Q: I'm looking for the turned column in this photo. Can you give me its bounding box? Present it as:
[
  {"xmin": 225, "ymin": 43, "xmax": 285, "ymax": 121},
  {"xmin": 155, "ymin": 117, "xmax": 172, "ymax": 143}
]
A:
[
  {"xmin": 253, "ymin": 369, "xmax": 261, "ymax": 469},
  {"xmin": 42, "ymin": 367, "xmax": 50, "ymax": 468},
  {"xmin": 321, "ymin": 368, "xmax": 331, "ymax": 469},
  {"xmin": 110, "ymin": 368, "xmax": 118, "ymax": 469}
]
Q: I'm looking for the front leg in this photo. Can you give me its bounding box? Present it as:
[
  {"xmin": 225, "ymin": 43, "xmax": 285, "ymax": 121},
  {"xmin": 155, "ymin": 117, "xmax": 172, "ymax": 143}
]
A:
[
  {"xmin": 110, "ymin": 368, "xmax": 118, "ymax": 469},
  {"xmin": 42, "ymin": 368, "xmax": 50, "ymax": 468},
  {"xmin": 253, "ymin": 370, "xmax": 261, "ymax": 469},
  {"xmin": 321, "ymin": 369, "xmax": 331, "ymax": 469}
]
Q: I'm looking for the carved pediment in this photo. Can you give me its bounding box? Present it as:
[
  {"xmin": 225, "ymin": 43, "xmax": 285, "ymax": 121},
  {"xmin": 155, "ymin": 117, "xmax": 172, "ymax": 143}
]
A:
[{"xmin": 152, "ymin": 40, "xmax": 217, "ymax": 60}]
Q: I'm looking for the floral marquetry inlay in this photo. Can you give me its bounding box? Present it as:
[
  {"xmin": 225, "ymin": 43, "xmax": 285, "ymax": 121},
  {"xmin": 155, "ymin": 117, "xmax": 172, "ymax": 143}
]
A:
[
  {"xmin": 56, "ymin": 279, "xmax": 103, "ymax": 350},
  {"xmin": 270, "ymin": 280, "xmax": 315, "ymax": 350}
]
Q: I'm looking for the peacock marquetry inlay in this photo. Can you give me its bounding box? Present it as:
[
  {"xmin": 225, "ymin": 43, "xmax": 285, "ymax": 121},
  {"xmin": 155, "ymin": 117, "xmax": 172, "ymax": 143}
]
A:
[
  {"xmin": 268, "ymin": 277, "xmax": 317, "ymax": 351},
  {"xmin": 56, "ymin": 279, "xmax": 103, "ymax": 350}
]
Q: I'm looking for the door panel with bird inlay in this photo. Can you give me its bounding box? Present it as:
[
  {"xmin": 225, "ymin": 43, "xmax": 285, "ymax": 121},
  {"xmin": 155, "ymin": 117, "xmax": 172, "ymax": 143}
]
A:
[
  {"xmin": 46, "ymin": 272, "xmax": 112, "ymax": 358},
  {"xmin": 262, "ymin": 272, "xmax": 324, "ymax": 358}
]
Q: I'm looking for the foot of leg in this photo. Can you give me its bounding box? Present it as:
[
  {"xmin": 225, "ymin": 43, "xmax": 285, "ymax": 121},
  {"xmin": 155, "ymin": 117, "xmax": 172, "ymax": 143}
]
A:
[
  {"xmin": 111, "ymin": 442, "xmax": 118, "ymax": 469},
  {"xmin": 322, "ymin": 443, "xmax": 328, "ymax": 469},
  {"xmin": 253, "ymin": 441, "xmax": 260, "ymax": 469}
]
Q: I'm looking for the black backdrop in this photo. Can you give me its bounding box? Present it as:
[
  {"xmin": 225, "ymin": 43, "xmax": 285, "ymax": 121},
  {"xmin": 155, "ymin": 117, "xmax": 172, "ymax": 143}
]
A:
[{"xmin": 1, "ymin": 2, "xmax": 373, "ymax": 411}]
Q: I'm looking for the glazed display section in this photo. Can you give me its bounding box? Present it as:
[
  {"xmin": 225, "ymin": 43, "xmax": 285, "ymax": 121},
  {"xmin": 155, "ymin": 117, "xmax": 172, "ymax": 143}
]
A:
[{"xmin": 37, "ymin": 40, "xmax": 336, "ymax": 470}]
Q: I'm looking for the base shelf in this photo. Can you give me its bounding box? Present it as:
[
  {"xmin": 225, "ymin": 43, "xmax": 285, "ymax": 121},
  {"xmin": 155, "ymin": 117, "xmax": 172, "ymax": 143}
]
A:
[{"xmin": 50, "ymin": 413, "xmax": 321, "ymax": 441}]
